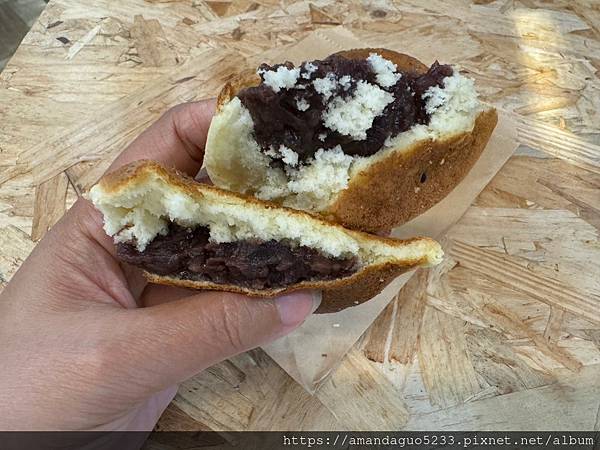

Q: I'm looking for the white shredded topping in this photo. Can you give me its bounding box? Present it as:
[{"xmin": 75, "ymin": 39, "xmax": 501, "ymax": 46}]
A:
[
  {"xmin": 264, "ymin": 145, "xmax": 278, "ymax": 158},
  {"xmin": 279, "ymin": 145, "xmax": 299, "ymax": 167},
  {"xmin": 367, "ymin": 53, "xmax": 401, "ymax": 88},
  {"xmin": 422, "ymin": 72, "xmax": 478, "ymax": 116},
  {"xmin": 313, "ymin": 73, "xmax": 338, "ymax": 101},
  {"xmin": 296, "ymin": 97, "xmax": 310, "ymax": 111},
  {"xmin": 264, "ymin": 144, "xmax": 300, "ymax": 167},
  {"xmin": 302, "ymin": 62, "xmax": 318, "ymax": 79},
  {"xmin": 283, "ymin": 146, "xmax": 353, "ymax": 204},
  {"xmin": 322, "ymin": 81, "xmax": 394, "ymax": 140},
  {"xmin": 339, "ymin": 75, "xmax": 352, "ymax": 91},
  {"xmin": 423, "ymin": 88, "xmax": 447, "ymax": 114},
  {"xmin": 261, "ymin": 66, "xmax": 301, "ymax": 93}
]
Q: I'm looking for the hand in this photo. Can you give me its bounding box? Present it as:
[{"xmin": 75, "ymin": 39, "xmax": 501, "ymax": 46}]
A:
[{"xmin": 0, "ymin": 99, "xmax": 320, "ymax": 431}]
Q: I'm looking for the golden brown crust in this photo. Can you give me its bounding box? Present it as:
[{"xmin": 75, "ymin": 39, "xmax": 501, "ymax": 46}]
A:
[
  {"xmin": 335, "ymin": 48, "xmax": 428, "ymax": 74},
  {"xmin": 216, "ymin": 68, "xmax": 259, "ymax": 112},
  {"xmin": 326, "ymin": 50, "xmax": 498, "ymax": 231},
  {"xmin": 95, "ymin": 160, "xmax": 442, "ymax": 312},
  {"xmin": 327, "ymin": 109, "xmax": 498, "ymax": 232},
  {"xmin": 320, "ymin": 263, "xmax": 413, "ymax": 313},
  {"xmin": 211, "ymin": 47, "xmax": 498, "ymax": 232},
  {"xmin": 145, "ymin": 260, "xmax": 424, "ymax": 314}
]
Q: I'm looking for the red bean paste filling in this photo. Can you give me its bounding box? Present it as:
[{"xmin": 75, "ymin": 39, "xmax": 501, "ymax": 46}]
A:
[
  {"xmin": 237, "ymin": 54, "xmax": 453, "ymax": 166},
  {"xmin": 117, "ymin": 223, "xmax": 359, "ymax": 290}
]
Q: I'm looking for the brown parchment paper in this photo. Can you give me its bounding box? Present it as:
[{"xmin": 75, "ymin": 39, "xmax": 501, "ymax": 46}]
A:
[{"xmin": 261, "ymin": 27, "xmax": 519, "ymax": 393}]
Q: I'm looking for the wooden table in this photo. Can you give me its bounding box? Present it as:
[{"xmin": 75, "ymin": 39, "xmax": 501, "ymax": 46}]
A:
[{"xmin": 1, "ymin": 0, "xmax": 599, "ymax": 432}]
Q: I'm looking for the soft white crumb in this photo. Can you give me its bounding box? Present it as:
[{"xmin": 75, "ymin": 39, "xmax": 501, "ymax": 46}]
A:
[
  {"xmin": 339, "ymin": 75, "xmax": 352, "ymax": 91},
  {"xmin": 279, "ymin": 145, "xmax": 299, "ymax": 167},
  {"xmin": 423, "ymin": 72, "xmax": 479, "ymax": 118},
  {"xmin": 313, "ymin": 73, "xmax": 338, "ymax": 101},
  {"xmin": 262, "ymin": 66, "xmax": 301, "ymax": 93},
  {"xmin": 318, "ymin": 132, "xmax": 327, "ymax": 141},
  {"xmin": 283, "ymin": 145, "xmax": 353, "ymax": 209},
  {"xmin": 205, "ymin": 67, "xmax": 484, "ymax": 219},
  {"xmin": 423, "ymin": 86, "xmax": 447, "ymax": 114},
  {"xmin": 296, "ymin": 97, "xmax": 310, "ymax": 111},
  {"xmin": 367, "ymin": 53, "xmax": 401, "ymax": 88},
  {"xmin": 333, "ymin": 323, "xmax": 341, "ymax": 328},
  {"xmin": 322, "ymin": 80, "xmax": 394, "ymax": 140},
  {"xmin": 264, "ymin": 146, "xmax": 278, "ymax": 158},
  {"xmin": 302, "ymin": 62, "xmax": 317, "ymax": 79}
]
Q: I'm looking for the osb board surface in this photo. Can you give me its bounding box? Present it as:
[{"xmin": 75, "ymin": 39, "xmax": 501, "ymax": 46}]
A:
[{"xmin": 0, "ymin": 0, "xmax": 599, "ymax": 431}]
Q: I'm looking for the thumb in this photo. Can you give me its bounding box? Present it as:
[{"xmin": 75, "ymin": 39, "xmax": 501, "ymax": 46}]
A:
[{"xmin": 115, "ymin": 290, "xmax": 320, "ymax": 393}]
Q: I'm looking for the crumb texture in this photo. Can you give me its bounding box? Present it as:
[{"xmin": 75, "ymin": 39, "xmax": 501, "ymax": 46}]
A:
[
  {"xmin": 322, "ymin": 80, "xmax": 394, "ymax": 140},
  {"xmin": 90, "ymin": 162, "xmax": 444, "ymax": 268},
  {"xmin": 206, "ymin": 52, "xmax": 487, "ymax": 216}
]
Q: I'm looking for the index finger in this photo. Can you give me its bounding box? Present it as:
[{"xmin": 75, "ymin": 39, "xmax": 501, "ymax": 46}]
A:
[{"xmin": 108, "ymin": 98, "xmax": 217, "ymax": 176}]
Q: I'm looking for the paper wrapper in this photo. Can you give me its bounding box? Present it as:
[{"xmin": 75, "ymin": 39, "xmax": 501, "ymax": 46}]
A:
[{"xmin": 260, "ymin": 27, "xmax": 519, "ymax": 393}]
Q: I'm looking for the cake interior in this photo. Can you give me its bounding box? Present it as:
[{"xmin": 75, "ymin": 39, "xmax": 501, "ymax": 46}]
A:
[{"xmin": 204, "ymin": 52, "xmax": 486, "ymax": 212}]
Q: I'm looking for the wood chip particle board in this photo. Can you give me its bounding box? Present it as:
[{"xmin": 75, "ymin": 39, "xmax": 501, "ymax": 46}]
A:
[{"xmin": 0, "ymin": 0, "xmax": 599, "ymax": 432}]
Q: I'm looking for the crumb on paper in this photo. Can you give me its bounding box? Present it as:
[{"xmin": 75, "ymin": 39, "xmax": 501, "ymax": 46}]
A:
[{"xmin": 333, "ymin": 323, "xmax": 340, "ymax": 328}]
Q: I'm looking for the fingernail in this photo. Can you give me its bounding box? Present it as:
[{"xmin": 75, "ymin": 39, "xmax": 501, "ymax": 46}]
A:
[{"xmin": 276, "ymin": 290, "xmax": 321, "ymax": 327}]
